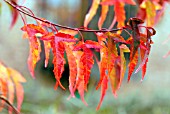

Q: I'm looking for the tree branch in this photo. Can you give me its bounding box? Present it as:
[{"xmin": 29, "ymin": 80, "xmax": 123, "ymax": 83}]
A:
[
  {"xmin": 0, "ymin": 96, "xmax": 20, "ymax": 114},
  {"xmin": 4, "ymin": 0, "xmax": 123, "ymax": 32}
]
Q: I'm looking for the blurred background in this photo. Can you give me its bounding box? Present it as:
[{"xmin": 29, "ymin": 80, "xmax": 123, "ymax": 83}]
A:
[{"xmin": 0, "ymin": 0, "xmax": 170, "ymax": 114}]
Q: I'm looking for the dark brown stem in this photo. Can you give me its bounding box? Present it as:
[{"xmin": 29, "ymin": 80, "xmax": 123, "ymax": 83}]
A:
[
  {"xmin": 4, "ymin": 0, "xmax": 123, "ymax": 32},
  {"xmin": 0, "ymin": 96, "xmax": 20, "ymax": 114}
]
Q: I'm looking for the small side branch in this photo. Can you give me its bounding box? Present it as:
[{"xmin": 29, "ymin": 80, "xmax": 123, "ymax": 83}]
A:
[{"xmin": 4, "ymin": 0, "xmax": 123, "ymax": 33}]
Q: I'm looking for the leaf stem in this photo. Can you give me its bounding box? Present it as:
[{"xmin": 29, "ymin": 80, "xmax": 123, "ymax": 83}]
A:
[{"xmin": 4, "ymin": 0, "xmax": 123, "ymax": 32}]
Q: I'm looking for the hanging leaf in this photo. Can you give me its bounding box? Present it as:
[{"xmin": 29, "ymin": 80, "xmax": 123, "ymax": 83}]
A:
[
  {"xmin": 0, "ymin": 62, "xmax": 26, "ymax": 113},
  {"xmin": 140, "ymin": 0, "xmax": 162, "ymax": 26},
  {"xmin": 51, "ymin": 40, "xmax": 66, "ymax": 90},
  {"xmin": 101, "ymin": 0, "xmax": 136, "ymax": 28},
  {"xmin": 98, "ymin": 0, "xmax": 109, "ymax": 29},
  {"xmin": 43, "ymin": 41, "xmax": 51, "ymax": 68},
  {"xmin": 64, "ymin": 43, "xmax": 77, "ymax": 98},
  {"xmin": 7, "ymin": 68, "xmax": 26, "ymax": 112},
  {"xmin": 8, "ymin": 0, "xmax": 19, "ymax": 29},
  {"xmin": 128, "ymin": 51, "xmax": 138, "ymax": 82},
  {"xmin": 119, "ymin": 44, "xmax": 130, "ymax": 88},
  {"xmin": 84, "ymin": 0, "xmax": 100, "ymax": 27},
  {"xmin": 96, "ymin": 75, "xmax": 108, "ymax": 110},
  {"xmin": 73, "ymin": 51, "xmax": 88, "ymax": 106}
]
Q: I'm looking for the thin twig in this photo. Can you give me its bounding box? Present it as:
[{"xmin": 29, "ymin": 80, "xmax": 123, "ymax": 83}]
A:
[
  {"xmin": 0, "ymin": 96, "xmax": 20, "ymax": 114},
  {"xmin": 4, "ymin": 0, "xmax": 123, "ymax": 32}
]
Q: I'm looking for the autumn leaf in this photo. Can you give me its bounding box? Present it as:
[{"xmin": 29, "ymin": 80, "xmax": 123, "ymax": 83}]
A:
[
  {"xmin": 84, "ymin": 0, "xmax": 100, "ymax": 27},
  {"xmin": 119, "ymin": 44, "xmax": 130, "ymax": 87},
  {"xmin": 96, "ymin": 74, "xmax": 108, "ymax": 110},
  {"xmin": 73, "ymin": 51, "xmax": 88, "ymax": 106},
  {"xmin": 74, "ymin": 40, "xmax": 100, "ymax": 90},
  {"xmin": 0, "ymin": 62, "xmax": 9, "ymax": 111},
  {"xmin": 7, "ymin": 68, "xmax": 26, "ymax": 112},
  {"xmin": 140, "ymin": 0, "xmax": 162, "ymax": 26},
  {"xmin": 64, "ymin": 43, "xmax": 77, "ymax": 98},
  {"xmin": 43, "ymin": 41, "xmax": 51, "ymax": 68},
  {"xmin": 21, "ymin": 24, "xmax": 47, "ymax": 78},
  {"xmin": 101, "ymin": 0, "xmax": 136, "ymax": 28},
  {"xmin": 98, "ymin": 0, "xmax": 109, "ymax": 29},
  {"xmin": 128, "ymin": 51, "xmax": 138, "ymax": 82},
  {"xmin": 8, "ymin": 0, "xmax": 19, "ymax": 29},
  {"xmin": 0, "ymin": 62, "xmax": 26, "ymax": 113},
  {"xmin": 128, "ymin": 18, "xmax": 144, "ymax": 59}
]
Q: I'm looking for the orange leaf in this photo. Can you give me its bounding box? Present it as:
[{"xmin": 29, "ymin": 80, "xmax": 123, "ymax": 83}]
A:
[
  {"xmin": 128, "ymin": 51, "xmax": 138, "ymax": 82},
  {"xmin": 81, "ymin": 47, "xmax": 94, "ymax": 91},
  {"xmin": 7, "ymin": 68, "xmax": 26, "ymax": 112},
  {"xmin": 119, "ymin": 44, "xmax": 130, "ymax": 88},
  {"xmin": 74, "ymin": 51, "xmax": 88, "ymax": 106},
  {"xmin": 98, "ymin": 0, "xmax": 109, "ymax": 29},
  {"xmin": 140, "ymin": 0, "xmax": 160, "ymax": 26},
  {"xmin": 109, "ymin": 56, "xmax": 121, "ymax": 96},
  {"xmin": 114, "ymin": 2, "xmax": 125, "ymax": 28},
  {"xmin": 96, "ymin": 44, "xmax": 108, "ymax": 90},
  {"xmin": 51, "ymin": 40, "xmax": 65, "ymax": 90},
  {"xmin": 84, "ymin": 0, "xmax": 100, "ymax": 27},
  {"xmin": 65, "ymin": 43, "xmax": 77, "ymax": 98},
  {"xmin": 96, "ymin": 75, "xmax": 108, "ymax": 110},
  {"xmin": 0, "ymin": 62, "xmax": 9, "ymax": 111}
]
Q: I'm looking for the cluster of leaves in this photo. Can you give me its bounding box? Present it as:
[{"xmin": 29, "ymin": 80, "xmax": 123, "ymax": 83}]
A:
[
  {"xmin": 0, "ymin": 62, "xmax": 26, "ymax": 114},
  {"xmin": 20, "ymin": 16, "xmax": 155, "ymax": 111},
  {"xmin": 1, "ymin": 0, "xmax": 166, "ymax": 112},
  {"xmin": 85, "ymin": 0, "xmax": 169, "ymax": 29}
]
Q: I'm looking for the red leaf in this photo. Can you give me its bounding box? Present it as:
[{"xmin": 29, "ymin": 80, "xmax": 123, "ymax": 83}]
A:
[
  {"xmin": 51, "ymin": 38, "xmax": 65, "ymax": 90},
  {"xmin": 9, "ymin": 0, "xmax": 19, "ymax": 29},
  {"xmin": 81, "ymin": 47, "xmax": 94, "ymax": 91},
  {"xmin": 55, "ymin": 32, "xmax": 78, "ymax": 42},
  {"xmin": 27, "ymin": 36, "xmax": 41, "ymax": 78},
  {"xmin": 21, "ymin": 24, "xmax": 46, "ymax": 37},
  {"xmin": 43, "ymin": 41, "xmax": 51, "ymax": 68}
]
